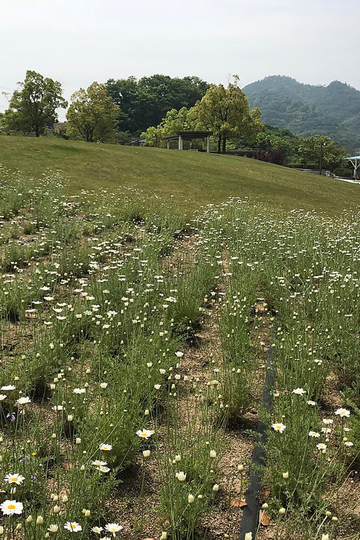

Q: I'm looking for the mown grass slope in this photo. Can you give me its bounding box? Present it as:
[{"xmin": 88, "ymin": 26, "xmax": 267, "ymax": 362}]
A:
[{"xmin": 0, "ymin": 135, "xmax": 359, "ymax": 215}]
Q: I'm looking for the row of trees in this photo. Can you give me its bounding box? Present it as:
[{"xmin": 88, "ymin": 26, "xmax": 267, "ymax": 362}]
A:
[
  {"xmin": 0, "ymin": 71, "xmax": 350, "ymax": 170},
  {"xmin": 1, "ymin": 71, "xmax": 210, "ymax": 142},
  {"xmin": 250, "ymin": 125, "xmax": 348, "ymax": 172},
  {"xmin": 1, "ymin": 71, "xmax": 262, "ymax": 153},
  {"xmin": 1, "ymin": 71, "xmax": 120, "ymax": 143},
  {"xmin": 141, "ymin": 76, "xmax": 263, "ymax": 153}
]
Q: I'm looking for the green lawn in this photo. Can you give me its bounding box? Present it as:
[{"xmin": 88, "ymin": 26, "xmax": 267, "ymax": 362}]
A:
[{"xmin": 0, "ymin": 135, "xmax": 359, "ymax": 215}]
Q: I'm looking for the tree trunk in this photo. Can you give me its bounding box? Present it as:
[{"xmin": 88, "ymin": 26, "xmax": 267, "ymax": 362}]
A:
[
  {"xmin": 35, "ymin": 126, "xmax": 40, "ymax": 137},
  {"xmin": 217, "ymin": 135, "xmax": 221, "ymax": 154},
  {"xmin": 222, "ymin": 136, "xmax": 226, "ymax": 154}
]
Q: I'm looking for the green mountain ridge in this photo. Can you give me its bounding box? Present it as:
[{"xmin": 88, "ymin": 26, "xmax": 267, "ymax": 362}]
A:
[{"xmin": 243, "ymin": 76, "xmax": 360, "ymax": 152}]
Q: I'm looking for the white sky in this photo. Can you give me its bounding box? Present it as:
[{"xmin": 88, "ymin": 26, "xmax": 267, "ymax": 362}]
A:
[{"xmin": 0, "ymin": 0, "xmax": 359, "ymax": 121}]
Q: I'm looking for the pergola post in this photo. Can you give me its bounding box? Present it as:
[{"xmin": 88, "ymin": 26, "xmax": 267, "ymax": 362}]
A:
[
  {"xmin": 178, "ymin": 135, "xmax": 183, "ymax": 150},
  {"xmin": 166, "ymin": 140, "xmax": 170, "ymax": 150},
  {"xmin": 206, "ymin": 135, "xmax": 210, "ymax": 153}
]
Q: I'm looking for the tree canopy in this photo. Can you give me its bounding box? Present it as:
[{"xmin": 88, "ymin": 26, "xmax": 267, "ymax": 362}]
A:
[
  {"xmin": 298, "ymin": 134, "xmax": 346, "ymax": 171},
  {"xmin": 141, "ymin": 77, "xmax": 263, "ymax": 153},
  {"xmin": 105, "ymin": 75, "xmax": 209, "ymax": 139},
  {"xmin": 2, "ymin": 70, "xmax": 67, "ymax": 137},
  {"xmin": 66, "ymin": 82, "xmax": 120, "ymax": 143},
  {"xmin": 195, "ymin": 77, "xmax": 263, "ymax": 153}
]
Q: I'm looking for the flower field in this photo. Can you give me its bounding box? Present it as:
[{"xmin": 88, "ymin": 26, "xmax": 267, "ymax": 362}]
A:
[{"xmin": 0, "ymin": 171, "xmax": 359, "ymax": 540}]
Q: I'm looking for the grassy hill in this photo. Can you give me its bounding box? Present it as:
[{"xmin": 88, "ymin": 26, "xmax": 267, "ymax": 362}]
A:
[{"xmin": 0, "ymin": 135, "xmax": 359, "ymax": 216}]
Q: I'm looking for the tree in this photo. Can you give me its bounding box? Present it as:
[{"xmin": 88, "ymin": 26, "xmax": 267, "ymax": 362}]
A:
[
  {"xmin": 2, "ymin": 70, "xmax": 67, "ymax": 137},
  {"xmin": 298, "ymin": 135, "xmax": 346, "ymax": 172},
  {"xmin": 66, "ymin": 82, "xmax": 120, "ymax": 143},
  {"xmin": 105, "ymin": 75, "xmax": 209, "ymax": 139},
  {"xmin": 196, "ymin": 77, "xmax": 263, "ymax": 153},
  {"xmin": 141, "ymin": 106, "xmax": 200, "ymax": 147}
]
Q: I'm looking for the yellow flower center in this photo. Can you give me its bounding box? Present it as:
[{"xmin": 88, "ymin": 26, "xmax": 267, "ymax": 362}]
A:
[
  {"xmin": 71, "ymin": 524, "xmax": 77, "ymax": 529},
  {"xmin": 11, "ymin": 478, "xmax": 17, "ymax": 482},
  {"xmin": 8, "ymin": 504, "xmax": 16, "ymax": 510}
]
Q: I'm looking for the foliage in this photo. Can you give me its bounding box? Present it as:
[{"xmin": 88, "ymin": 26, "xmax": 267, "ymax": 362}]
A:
[
  {"xmin": 141, "ymin": 77, "xmax": 263, "ymax": 152},
  {"xmin": 1, "ymin": 70, "xmax": 67, "ymax": 137},
  {"xmin": 66, "ymin": 82, "xmax": 120, "ymax": 143},
  {"xmin": 196, "ymin": 76, "xmax": 263, "ymax": 153},
  {"xmin": 298, "ymin": 135, "xmax": 346, "ymax": 171},
  {"xmin": 105, "ymin": 74, "xmax": 209, "ymax": 140},
  {"xmin": 244, "ymin": 75, "xmax": 360, "ymax": 151},
  {"xmin": 253, "ymin": 148, "xmax": 287, "ymax": 165},
  {"xmin": 141, "ymin": 106, "xmax": 200, "ymax": 147},
  {"xmin": 1, "ymin": 173, "xmax": 360, "ymax": 539}
]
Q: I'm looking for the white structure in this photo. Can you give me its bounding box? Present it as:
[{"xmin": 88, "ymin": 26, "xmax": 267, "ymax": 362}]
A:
[
  {"xmin": 165, "ymin": 131, "xmax": 213, "ymax": 153},
  {"xmin": 346, "ymin": 155, "xmax": 360, "ymax": 179}
]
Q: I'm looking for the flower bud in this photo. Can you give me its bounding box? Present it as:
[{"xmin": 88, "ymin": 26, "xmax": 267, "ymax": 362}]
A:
[
  {"xmin": 188, "ymin": 494, "xmax": 195, "ymax": 503},
  {"xmin": 212, "ymin": 484, "xmax": 219, "ymax": 492},
  {"xmin": 36, "ymin": 516, "xmax": 44, "ymax": 525},
  {"xmin": 176, "ymin": 471, "xmax": 186, "ymax": 482},
  {"xmin": 278, "ymin": 508, "xmax": 286, "ymax": 515}
]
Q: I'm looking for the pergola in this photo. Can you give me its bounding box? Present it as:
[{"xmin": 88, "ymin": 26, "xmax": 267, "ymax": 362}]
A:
[
  {"xmin": 164, "ymin": 131, "xmax": 213, "ymax": 153},
  {"xmin": 346, "ymin": 155, "xmax": 360, "ymax": 180}
]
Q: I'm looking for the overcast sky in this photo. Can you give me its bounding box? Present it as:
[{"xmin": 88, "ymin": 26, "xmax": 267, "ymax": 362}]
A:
[{"xmin": 1, "ymin": 0, "xmax": 359, "ymax": 121}]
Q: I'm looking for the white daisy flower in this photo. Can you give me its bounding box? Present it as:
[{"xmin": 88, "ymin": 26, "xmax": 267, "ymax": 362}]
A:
[
  {"xmin": 99, "ymin": 444, "xmax": 112, "ymax": 451},
  {"xmin": 335, "ymin": 408, "xmax": 350, "ymax": 418},
  {"xmin": 136, "ymin": 429, "xmax": 154, "ymax": 439},
  {"xmin": 105, "ymin": 523, "xmax": 123, "ymax": 536},
  {"xmin": 4, "ymin": 474, "xmax": 25, "ymax": 485},
  {"xmin": 271, "ymin": 423, "xmax": 286, "ymax": 433},
  {"xmin": 64, "ymin": 522, "xmax": 82, "ymax": 533},
  {"xmin": 292, "ymin": 388, "xmax": 306, "ymax": 395},
  {"xmin": 16, "ymin": 396, "xmax": 31, "ymax": 405},
  {"xmin": 0, "ymin": 499, "xmax": 23, "ymax": 515}
]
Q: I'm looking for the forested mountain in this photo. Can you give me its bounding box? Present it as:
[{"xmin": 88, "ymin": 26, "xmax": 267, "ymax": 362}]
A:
[{"xmin": 243, "ymin": 76, "xmax": 360, "ymax": 151}]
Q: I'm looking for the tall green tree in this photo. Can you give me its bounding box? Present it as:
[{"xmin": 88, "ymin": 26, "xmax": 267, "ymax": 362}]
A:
[
  {"xmin": 141, "ymin": 106, "xmax": 200, "ymax": 146},
  {"xmin": 196, "ymin": 77, "xmax": 262, "ymax": 153},
  {"xmin": 2, "ymin": 70, "xmax": 67, "ymax": 137},
  {"xmin": 66, "ymin": 82, "xmax": 120, "ymax": 143},
  {"xmin": 105, "ymin": 75, "xmax": 209, "ymax": 139},
  {"xmin": 298, "ymin": 135, "xmax": 346, "ymax": 172}
]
